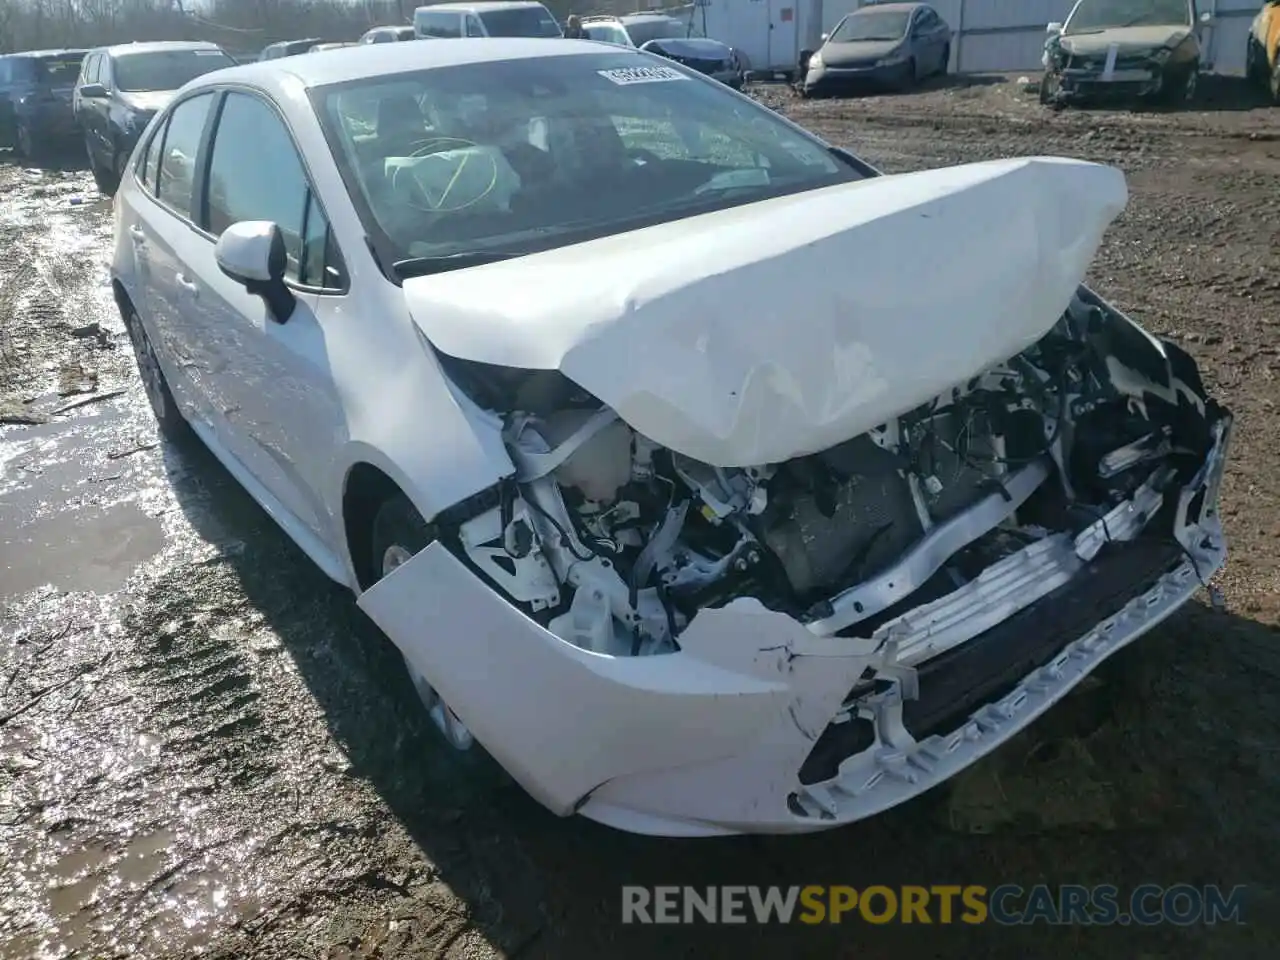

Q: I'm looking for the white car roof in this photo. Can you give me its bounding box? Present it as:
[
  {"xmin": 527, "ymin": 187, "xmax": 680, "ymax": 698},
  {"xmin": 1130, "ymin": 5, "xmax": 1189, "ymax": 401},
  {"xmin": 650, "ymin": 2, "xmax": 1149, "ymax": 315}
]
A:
[
  {"xmin": 417, "ymin": 1, "xmax": 550, "ymax": 11},
  {"xmin": 180, "ymin": 37, "xmax": 614, "ymax": 93}
]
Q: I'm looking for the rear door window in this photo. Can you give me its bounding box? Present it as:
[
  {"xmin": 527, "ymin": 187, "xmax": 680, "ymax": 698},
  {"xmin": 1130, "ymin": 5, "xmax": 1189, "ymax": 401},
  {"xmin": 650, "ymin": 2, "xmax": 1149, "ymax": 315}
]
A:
[
  {"xmin": 138, "ymin": 122, "xmax": 164, "ymax": 194},
  {"xmin": 156, "ymin": 92, "xmax": 216, "ymax": 219}
]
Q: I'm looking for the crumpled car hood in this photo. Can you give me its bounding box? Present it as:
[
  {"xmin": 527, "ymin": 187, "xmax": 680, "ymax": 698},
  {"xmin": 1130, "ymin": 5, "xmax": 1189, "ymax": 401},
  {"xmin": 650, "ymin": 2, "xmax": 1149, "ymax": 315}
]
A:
[
  {"xmin": 403, "ymin": 156, "xmax": 1128, "ymax": 467},
  {"xmin": 1061, "ymin": 26, "xmax": 1191, "ymax": 57},
  {"xmin": 820, "ymin": 39, "xmax": 903, "ymax": 66}
]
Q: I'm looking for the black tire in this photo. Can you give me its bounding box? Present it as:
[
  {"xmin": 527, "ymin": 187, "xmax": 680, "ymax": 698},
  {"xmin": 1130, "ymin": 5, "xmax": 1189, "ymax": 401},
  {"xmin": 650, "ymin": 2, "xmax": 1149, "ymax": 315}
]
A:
[
  {"xmin": 1246, "ymin": 38, "xmax": 1261, "ymax": 84},
  {"xmin": 369, "ymin": 493, "xmax": 498, "ymax": 769},
  {"xmin": 87, "ymin": 137, "xmax": 113, "ymax": 194},
  {"xmin": 121, "ymin": 300, "xmax": 190, "ymax": 440},
  {"xmin": 939, "ymin": 43, "xmax": 951, "ymax": 76},
  {"xmin": 1271, "ymin": 56, "xmax": 1280, "ymax": 105},
  {"xmin": 15, "ymin": 122, "xmax": 33, "ymax": 160},
  {"xmin": 901, "ymin": 57, "xmax": 917, "ymax": 90},
  {"xmin": 1159, "ymin": 61, "xmax": 1198, "ymax": 106}
]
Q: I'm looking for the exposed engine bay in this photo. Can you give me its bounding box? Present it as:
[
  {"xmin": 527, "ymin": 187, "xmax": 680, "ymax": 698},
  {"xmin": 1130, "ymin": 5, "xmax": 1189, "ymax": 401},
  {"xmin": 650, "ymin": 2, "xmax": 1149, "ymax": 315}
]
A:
[{"xmin": 433, "ymin": 287, "xmax": 1225, "ymax": 665}]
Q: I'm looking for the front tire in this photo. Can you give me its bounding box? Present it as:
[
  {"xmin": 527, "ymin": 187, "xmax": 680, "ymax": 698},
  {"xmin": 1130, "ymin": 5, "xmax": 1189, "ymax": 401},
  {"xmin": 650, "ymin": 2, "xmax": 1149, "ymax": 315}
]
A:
[
  {"xmin": 939, "ymin": 43, "xmax": 951, "ymax": 76},
  {"xmin": 901, "ymin": 57, "xmax": 917, "ymax": 89},
  {"xmin": 122, "ymin": 301, "xmax": 190, "ymax": 440},
  {"xmin": 369, "ymin": 494, "xmax": 476, "ymax": 752},
  {"xmin": 15, "ymin": 122, "xmax": 34, "ymax": 161},
  {"xmin": 1271, "ymin": 55, "xmax": 1280, "ymax": 104}
]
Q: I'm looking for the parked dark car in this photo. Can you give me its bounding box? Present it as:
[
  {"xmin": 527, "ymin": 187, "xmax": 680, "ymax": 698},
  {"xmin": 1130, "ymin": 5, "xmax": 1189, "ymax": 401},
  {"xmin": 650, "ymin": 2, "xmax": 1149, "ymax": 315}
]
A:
[
  {"xmin": 73, "ymin": 41, "xmax": 236, "ymax": 195},
  {"xmin": 258, "ymin": 38, "xmax": 325, "ymax": 60},
  {"xmin": 641, "ymin": 36, "xmax": 745, "ymax": 89},
  {"xmin": 0, "ymin": 49, "xmax": 87, "ymax": 160},
  {"xmin": 802, "ymin": 2, "xmax": 951, "ymax": 97}
]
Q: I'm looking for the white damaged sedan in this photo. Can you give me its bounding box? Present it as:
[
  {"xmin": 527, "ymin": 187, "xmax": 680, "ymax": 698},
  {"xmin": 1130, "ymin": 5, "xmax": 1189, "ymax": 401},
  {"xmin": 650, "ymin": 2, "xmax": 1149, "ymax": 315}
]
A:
[{"xmin": 112, "ymin": 39, "xmax": 1232, "ymax": 836}]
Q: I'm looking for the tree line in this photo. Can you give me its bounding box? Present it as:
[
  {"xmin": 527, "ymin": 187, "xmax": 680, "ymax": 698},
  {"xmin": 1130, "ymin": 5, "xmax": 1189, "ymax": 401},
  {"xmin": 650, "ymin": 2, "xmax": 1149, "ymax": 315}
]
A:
[{"xmin": 0, "ymin": 0, "xmax": 597, "ymax": 57}]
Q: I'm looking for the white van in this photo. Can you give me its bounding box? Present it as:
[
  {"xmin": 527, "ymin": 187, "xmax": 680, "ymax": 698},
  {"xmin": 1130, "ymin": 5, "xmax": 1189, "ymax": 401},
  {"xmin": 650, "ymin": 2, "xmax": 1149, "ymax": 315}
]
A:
[{"xmin": 412, "ymin": 2, "xmax": 562, "ymax": 39}]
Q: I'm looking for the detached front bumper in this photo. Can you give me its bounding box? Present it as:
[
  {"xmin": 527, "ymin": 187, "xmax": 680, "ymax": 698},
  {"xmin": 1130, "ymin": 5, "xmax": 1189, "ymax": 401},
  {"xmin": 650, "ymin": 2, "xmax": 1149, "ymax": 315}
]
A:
[
  {"xmin": 1051, "ymin": 64, "xmax": 1168, "ymax": 101},
  {"xmin": 358, "ymin": 417, "xmax": 1231, "ymax": 836}
]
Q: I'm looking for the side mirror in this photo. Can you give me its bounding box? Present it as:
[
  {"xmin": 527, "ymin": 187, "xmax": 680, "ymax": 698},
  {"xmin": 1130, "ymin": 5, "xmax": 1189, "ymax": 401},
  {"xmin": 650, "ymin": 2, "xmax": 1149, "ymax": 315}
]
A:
[
  {"xmin": 1199, "ymin": 10, "xmax": 1212, "ymax": 23},
  {"xmin": 215, "ymin": 221, "xmax": 296, "ymax": 324},
  {"xmin": 820, "ymin": 32, "xmax": 829, "ymax": 42},
  {"xmin": 1046, "ymin": 22, "xmax": 1063, "ymax": 35},
  {"xmin": 78, "ymin": 82, "xmax": 107, "ymax": 98}
]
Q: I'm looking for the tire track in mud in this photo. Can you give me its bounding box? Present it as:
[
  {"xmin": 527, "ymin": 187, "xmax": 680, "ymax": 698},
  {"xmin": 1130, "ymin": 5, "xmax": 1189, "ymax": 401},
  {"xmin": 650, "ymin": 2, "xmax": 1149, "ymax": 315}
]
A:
[
  {"xmin": 0, "ymin": 165, "xmax": 123, "ymax": 407},
  {"xmin": 126, "ymin": 565, "xmax": 279, "ymax": 792}
]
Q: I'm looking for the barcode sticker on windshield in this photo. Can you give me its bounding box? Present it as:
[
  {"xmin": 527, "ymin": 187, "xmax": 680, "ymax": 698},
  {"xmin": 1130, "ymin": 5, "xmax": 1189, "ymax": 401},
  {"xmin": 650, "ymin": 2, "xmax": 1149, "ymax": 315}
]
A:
[{"xmin": 598, "ymin": 66, "xmax": 690, "ymax": 85}]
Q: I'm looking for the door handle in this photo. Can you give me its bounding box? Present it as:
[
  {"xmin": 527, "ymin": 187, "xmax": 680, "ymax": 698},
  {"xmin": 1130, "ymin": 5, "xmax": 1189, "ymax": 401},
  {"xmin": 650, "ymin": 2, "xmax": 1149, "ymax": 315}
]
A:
[{"xmin": 176, "ymin": 273, "xmax": 199, "ymax": 297}]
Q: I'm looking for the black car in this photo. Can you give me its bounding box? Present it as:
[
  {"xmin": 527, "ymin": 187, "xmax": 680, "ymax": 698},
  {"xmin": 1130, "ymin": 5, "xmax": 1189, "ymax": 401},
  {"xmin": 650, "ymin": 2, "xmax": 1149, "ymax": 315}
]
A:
[
  {"xmin": 73, "ymin": 41, "xmax": 236, "ymax": 195},
  {"xmin": 640, "ymin": 37, "xmax": 745, "ymax": 89},
  {"xmin": 0, "ymin": 49, "xmax": 87, "ymax": 160},
  {"xmin": 258, "ymin": 39, "xmax": 325, "ymax": 60}
]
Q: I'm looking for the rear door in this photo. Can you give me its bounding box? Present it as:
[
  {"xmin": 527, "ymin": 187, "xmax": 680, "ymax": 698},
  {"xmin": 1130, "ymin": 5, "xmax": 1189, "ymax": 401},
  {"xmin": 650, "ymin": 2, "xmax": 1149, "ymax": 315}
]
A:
[{"xmin": 136, "ymin": 91, "xmax": 222, "ymax": 427}]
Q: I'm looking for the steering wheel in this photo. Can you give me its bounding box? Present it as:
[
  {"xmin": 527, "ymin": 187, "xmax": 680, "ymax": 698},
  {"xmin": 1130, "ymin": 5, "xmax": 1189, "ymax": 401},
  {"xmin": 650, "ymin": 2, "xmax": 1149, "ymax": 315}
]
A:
[{"xmin": 390, "ymin": 136, "xmax": 500, "ymax": 214}]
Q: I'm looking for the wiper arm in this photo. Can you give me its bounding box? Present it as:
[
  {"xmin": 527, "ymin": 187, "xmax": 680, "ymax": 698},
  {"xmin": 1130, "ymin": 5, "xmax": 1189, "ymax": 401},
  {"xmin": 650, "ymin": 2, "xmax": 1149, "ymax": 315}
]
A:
[{"xmin": 392, "ymin": 250, "xmax": 523, "ymax": 279}]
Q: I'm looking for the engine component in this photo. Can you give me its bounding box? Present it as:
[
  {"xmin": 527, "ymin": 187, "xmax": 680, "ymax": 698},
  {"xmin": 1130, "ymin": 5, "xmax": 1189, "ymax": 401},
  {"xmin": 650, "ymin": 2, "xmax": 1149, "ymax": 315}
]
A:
[
  {"xmin": 540, "ymin": 408, "xmax": 634, "ymax": 503},
  {"xmin": 761, "ymin": 437, "xmax": 922, "ymax": 595},
  {"xmin": 458, "ymin": 505, "xmax": 561, "ymax": 611}
]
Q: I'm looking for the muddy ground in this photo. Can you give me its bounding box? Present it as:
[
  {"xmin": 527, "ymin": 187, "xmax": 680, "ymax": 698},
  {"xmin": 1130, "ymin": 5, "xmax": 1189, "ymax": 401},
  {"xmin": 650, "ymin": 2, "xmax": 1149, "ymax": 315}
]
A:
[{"xmin": 2, "ymin": 74, "xmax": 1279, "ymax": 959}]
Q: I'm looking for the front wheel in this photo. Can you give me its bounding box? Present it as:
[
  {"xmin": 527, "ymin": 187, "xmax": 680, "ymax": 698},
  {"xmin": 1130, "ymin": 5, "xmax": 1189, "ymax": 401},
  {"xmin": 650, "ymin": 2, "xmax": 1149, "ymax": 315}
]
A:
[
  {"xmin": 87, "ymin": 137, "xmax": 113, "ymax": 194},
  {"xmin": 370, "ymin": 494, "xmax": 476, "ymax": 752},
  {"xmin": 900, "ymin": 57, "xmax": 917, "ymax": 90},
  {"xmin": 939, "ymin": 43, "xmax": 951, "ymax": 76},
  {"xmin": 1271, "ymin": 56, "xmax": 1280, "ymax": 104},
  {"xmin": 15, "ymin": 122, "xmax": 33, "ymax": 160}
]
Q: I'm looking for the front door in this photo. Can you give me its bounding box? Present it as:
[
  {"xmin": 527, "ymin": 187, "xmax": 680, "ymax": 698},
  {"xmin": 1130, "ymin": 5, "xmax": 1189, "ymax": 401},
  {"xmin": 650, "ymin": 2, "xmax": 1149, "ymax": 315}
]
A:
[{"xmin": 175, "ymin": 89, "xmax": 349, "ymax": 549}]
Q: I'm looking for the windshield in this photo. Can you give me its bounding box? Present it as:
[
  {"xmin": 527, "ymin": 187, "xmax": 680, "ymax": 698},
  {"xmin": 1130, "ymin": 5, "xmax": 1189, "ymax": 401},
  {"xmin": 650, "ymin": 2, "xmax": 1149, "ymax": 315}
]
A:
[
  {"xmin": 114, "ymin": 49, "xmax": 235, "ymax": 92},
  {"xmin": 830, "ymin": 11, "xmax": 911, "ymax": 42},
  {"xmin": 1065, "ymin": 0, "xmax": 1191, "ymax": 32},
  {"xmin": 34, "ymin": 56, "xmax": 85, "ymax": 85},
  {"xmin": 314, "ymin": 53, "xmax": 859, "ymax": 270},
  {"xmin": 584, "ymin": 23, "xmax": 633, "ymax": 45},
  {"xmin": 622, "ymin": 17, "xmax": 691, "ymax": 46},
  {"xmin": 478, "ymin": 7, "xmax": 563, "ymax": 37}
]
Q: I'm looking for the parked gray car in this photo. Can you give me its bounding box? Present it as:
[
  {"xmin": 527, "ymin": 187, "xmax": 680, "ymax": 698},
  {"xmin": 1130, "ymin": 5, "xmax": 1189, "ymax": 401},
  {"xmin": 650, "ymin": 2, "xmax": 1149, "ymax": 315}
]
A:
[
  {"xmin": 802, "ymin": 2, "xmax": 951, "ymax": 97},
  {"xmin": 1040, "ymin": 0, "xmax": 1212, "ymax": 107}
]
